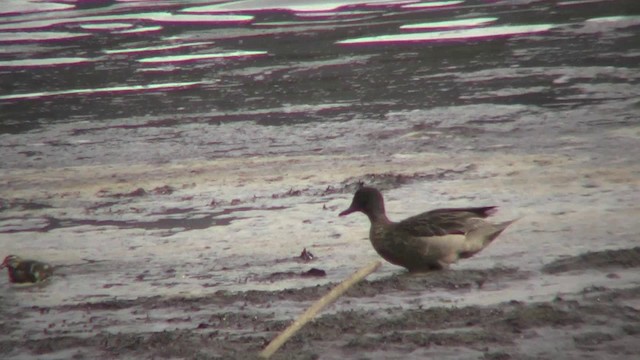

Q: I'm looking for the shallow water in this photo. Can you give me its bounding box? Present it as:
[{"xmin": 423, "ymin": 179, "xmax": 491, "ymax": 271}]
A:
[{"xmin": 1, "ymin": 0, "xmax": 640, "ymax": 358}]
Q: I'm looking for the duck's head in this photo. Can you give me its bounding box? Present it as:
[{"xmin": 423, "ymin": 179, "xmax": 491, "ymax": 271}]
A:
[
  {"xmin": 339, "ymin": 187, "xmax": 386, "ymax": 218},
  {"xmin": 1, "ymin": 255, "xmax": 21, "ymax": 269}
]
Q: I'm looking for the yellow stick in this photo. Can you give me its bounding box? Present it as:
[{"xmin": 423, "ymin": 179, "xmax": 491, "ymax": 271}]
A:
[{"xmin": 259, "ymin": 260, "xmax": 382, "ymax": 359}]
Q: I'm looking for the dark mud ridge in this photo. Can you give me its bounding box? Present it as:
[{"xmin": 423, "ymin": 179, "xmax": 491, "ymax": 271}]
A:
[
  {"xmin": 542, "ymin": 246, "xmax": 640, "ymax": 274},
  {"xmin": 2, "ymin": 247, "xmax": 640, "ymax": 359}
]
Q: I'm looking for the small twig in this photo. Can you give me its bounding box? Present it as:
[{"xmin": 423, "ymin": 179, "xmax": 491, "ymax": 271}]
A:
[{"xmin": 259, "ymin": 260, "xmax": 382, "ymax": 359}]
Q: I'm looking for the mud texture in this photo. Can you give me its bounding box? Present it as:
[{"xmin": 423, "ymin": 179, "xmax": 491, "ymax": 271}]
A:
[
  {"xmin": 2, "ymin": 247, "xmax": 639, "ymax": 359},
  {"xmin": 542, "ymin": 247, "xmax": 640, "ymax": 274}
]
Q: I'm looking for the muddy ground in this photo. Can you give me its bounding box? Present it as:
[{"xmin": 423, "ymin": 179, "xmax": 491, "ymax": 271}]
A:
[
  {"xmin": 2, "ymin": 247, "xmax": 639, "ymax": 360},
  {"xmin": 1, "ymin": 1, "xmax": 639, "ymax": 359}
]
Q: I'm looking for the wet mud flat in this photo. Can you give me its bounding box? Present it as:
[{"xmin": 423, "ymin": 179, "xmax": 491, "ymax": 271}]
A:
[
  {"xmin": 1, "ymin": 149, "xmax": 639, "ymax": 359},
  {"xmin": 2, "ymin": 247, "xmax": 639, "ymax": 360}
]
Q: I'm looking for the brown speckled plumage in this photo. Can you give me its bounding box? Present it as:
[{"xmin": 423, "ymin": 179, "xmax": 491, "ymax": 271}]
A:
[{"xmin": 1, "ymin": 255, "xmax": 53, "ymax": 283}]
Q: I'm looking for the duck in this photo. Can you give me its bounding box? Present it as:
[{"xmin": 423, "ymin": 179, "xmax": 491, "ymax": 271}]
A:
[
  {"xmin": 1, "ymin": 255, "xmax": 53, "ymax": 283},
  {"xmin": 339, "ymin": 187, "xmax": 517, "ymax": 272}
]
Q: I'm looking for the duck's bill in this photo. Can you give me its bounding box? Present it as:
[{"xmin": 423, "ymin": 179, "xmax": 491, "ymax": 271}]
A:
[{"xmin": 339, "ymin": 207, "xmax": 356, "ymax": 216}]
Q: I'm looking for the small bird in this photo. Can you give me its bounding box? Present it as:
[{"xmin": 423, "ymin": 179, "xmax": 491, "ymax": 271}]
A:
[
  {"xmin": 1, "ymin": 255, "xmax": 53, "ymax": 283},
  {"xmin": 339, "ymin": 187, "xmax": 517, "ymax": 272}
]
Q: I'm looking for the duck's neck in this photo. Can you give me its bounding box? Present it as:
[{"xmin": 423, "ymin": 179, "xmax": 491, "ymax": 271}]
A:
[{"xmin": 366, "ymin": 211, "xmax": 392, "ymax": 226}]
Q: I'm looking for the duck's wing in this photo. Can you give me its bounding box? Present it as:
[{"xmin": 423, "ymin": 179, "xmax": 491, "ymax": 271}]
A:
[{"xmin": 394, "ymin": 207, "xmax": 498, "ymax": 237}]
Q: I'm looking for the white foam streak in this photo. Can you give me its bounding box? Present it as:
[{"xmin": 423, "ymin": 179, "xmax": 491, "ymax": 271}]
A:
[
  {"xmin": 114, "ymin": 26, "xmax": 163, "ymax": 34},
  {"xmin": 401, "ymin": 17, "xmax": 498, "ymax": 30},
  {"xmin": 585, "ymin": 15, "xmax": 640, "ymax": 26},
  {"xmin": 337, "ymin": 24, "xmax": 553, "ymax": 44},
  {"xmin": 402, "ymin": 0, "xmax": 464, "ymax": 8},
  {"xmin": 147, "ymin": 13, "xmax": 254, "ymax": 23},
  {"xmin": 0, "ymin": 12, "xmax": 253, "ymax": 31},
  {"xmin": 183, "ymin": 0, "xmax": 410, "ymax": 13},
  {"xmin": 0, "ymin": 32, "xmax": 91, "ymax": 42},
  {"xmin": 138, "ymin": 51, "xmax": 268, "ymax": 64},
  {"xmin": 0, "ymin": 57, "xmax": 91, "ymax": 68},
  {"xmin": 103, "ymin": 42, "xmax": 212, "ymax": 55},
  {"xmin": 0, "ymin": 0, "xmax": 74, "ymax": 15},
  {"xmin": 79, "ymin": 23, "xmax": 134, "ymax": 31},
  {"xmin": 0, "ymin": 82, "xmax": 203, "ymax": 101}
]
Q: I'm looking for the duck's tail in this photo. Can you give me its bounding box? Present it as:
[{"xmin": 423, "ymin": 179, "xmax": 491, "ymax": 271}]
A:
[
  {"xmin": 486, "ymin": 218, "xmax": 519, "ymax": 244},
  {"xmin": 460, "ymin": 217, "xmax": 519, "ymax": 258}
]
